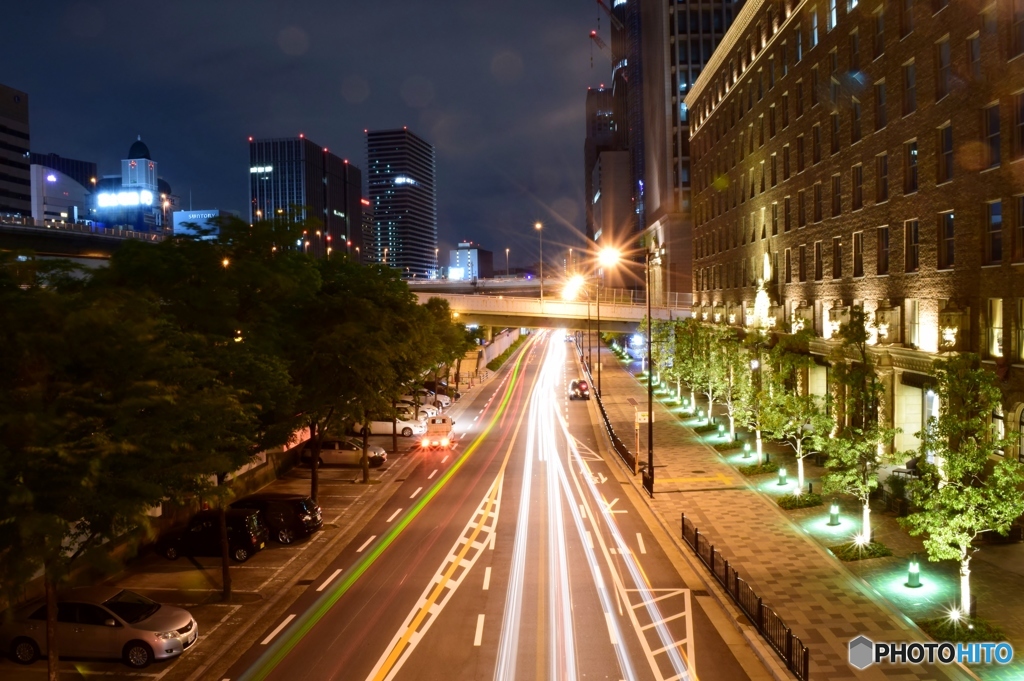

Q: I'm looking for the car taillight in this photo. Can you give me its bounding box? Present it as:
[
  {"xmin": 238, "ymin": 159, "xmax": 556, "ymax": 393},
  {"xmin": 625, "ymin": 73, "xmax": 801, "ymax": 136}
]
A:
[
  {"xmin": 580, "ymin": 382, "xmax": 588, "ymax": 391},
  {"xmin": 250, "ymin": 535, "xmax": 258, "ymax": 545}
]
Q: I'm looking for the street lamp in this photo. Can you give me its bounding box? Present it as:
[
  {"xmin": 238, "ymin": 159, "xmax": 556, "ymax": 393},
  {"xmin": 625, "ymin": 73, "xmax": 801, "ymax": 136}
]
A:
[
  {"xmin": 383, "ymin": 247, "xmax": 388, "ymax": 265},
  {"xmin": 505, "ymin": 247, "xmax": 510, "ymax": 277},
  {"xmin": 562, "ymin": 274, "xmax": 594, "ymax": 373},
  {"xmin": 595, "ymin": 247, "xmax": 622, "ymax": 397},
  {"xmin": 535, "ymin": 222, "xmax": 543, "ymax": 299},
  {"xmin": 435, "ymin": 247, "xmax": 439, "ymax": 278}
]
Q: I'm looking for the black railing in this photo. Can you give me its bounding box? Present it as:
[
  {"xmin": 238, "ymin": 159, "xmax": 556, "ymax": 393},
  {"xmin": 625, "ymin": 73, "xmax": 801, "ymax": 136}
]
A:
[
  {"xmin": 681, "ymin": 512, "xmax": 810, "ymax": 681},
  {"xmin": 575, "ymin": 338, "xmax": 637, "ymax": 473}
]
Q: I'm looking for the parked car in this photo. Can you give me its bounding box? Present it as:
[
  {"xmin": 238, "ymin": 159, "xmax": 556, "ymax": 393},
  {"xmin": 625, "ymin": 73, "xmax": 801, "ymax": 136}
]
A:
[
  {"xmin": 230, "ymin": 493, "xmax": 322, "ymax": 545},
  {"xmin": 397, "ymin": 400, "xmax": 438, "ymax": 417},
  {"xmin": 357, "ymin": 417, "xmax": 426, "ymax": 438},
  {"xmin": 299, "ymin": 438, "xmax": 387, "ymax": 468},
  {"xmin": 1, "ymin": 587, "xmax": 197, "ymax": 668},
  {"xmin": 404, "ymin": 388, "xmax": 451, "ymax": 409},
  {"xmin": 397, "ymin": 405, "xmax": 432, "ymax": 422},
  {"xmin": 156, "ymin": 509, "xmax": 268, "ymax": 563},
  {"xmin": 569, "ymin": 379, "xmax": 591, "ymax": 400},
  {"xmin": 422, "ymin": 380, "xmax": 461, "ymax": 401}
]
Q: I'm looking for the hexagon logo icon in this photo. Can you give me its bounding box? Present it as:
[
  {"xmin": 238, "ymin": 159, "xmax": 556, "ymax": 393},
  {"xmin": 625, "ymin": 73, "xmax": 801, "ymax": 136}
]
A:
[{"xmin": 849, "ymin": 635, "xmax": 875, "ymax": 670}]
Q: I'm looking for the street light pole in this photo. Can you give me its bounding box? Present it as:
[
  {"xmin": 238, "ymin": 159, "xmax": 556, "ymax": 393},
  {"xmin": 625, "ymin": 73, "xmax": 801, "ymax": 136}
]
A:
[
  {"xmin": 596, "ymin": 270, "xmax": 602, "ymax": 396},
  {"xmin": 535, "ymin": 222, "xmax": 543, "ymax": 299},
  {"xmin": 646, "ymin": 247, "xmax": 655, "ymax": 496},
  {"xmin": 505, "ymin": 248, "xmax": 510, "ymax": 277}
]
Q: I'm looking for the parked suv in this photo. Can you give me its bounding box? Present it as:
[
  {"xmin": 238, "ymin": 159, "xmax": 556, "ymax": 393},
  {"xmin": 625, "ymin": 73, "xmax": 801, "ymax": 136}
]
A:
[
  {"xmin": 231, "ymin": 493, "xmax": 322, "ymax": 545},
  {"xmin": 569, "ymin": 379, "xmax": 591, "ymax": 400},
  {"xmin": 1, "ymin": 587, "xmax": 197, "ymax": 668},
  {"xmin": 156, "ymin": 509, "xmax": 268, "ymax": 563}
]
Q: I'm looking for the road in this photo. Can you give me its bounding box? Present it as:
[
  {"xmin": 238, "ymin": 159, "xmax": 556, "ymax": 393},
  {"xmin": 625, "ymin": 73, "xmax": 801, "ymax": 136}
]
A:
[{"xmin": 220, "ymin": 331, "xmax": 757, "ymax": 681}]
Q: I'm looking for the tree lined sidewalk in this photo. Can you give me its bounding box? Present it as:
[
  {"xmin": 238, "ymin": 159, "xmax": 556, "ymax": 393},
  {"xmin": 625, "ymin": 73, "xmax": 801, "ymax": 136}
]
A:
[{"xmin": 592, "ymin": 341, "xmax": 970, "ymax": 681}]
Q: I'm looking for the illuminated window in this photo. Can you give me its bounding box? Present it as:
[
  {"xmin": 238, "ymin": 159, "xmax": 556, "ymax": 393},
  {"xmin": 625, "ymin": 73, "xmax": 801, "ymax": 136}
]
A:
[
  {"xmin": 989, "ymin": 298, "xmax": 1005, "ymax": 358},
  {"xmin": 853, "ymin": 232, "xmax": 864, "ymax": 277}
]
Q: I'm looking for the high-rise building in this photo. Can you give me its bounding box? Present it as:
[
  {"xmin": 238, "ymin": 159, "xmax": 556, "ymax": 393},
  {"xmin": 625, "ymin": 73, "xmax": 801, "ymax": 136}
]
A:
[
  {"xmin": 449, "ymin": 241, "xmax": 494, "ymax": 280},
  {"xmin": 687, "ymin": 0, "xmax": 1024, "ymax": 453},
  {"xmin": 366, "ymin": 128, "xmax": 437, "ymax": 277},
  {"xmin": 30, "ymin": 153, "xmax": 97, "ymax": 190},
  {"xmin": 248, "ymin": 136, "xmax": 363, "ymax": 258},
  {"xmin": 584, "ymin": 87, "xmax": 622, "ymax": 242},
  {"xmin": 0, "ymin": 83, "xmax": 30, "ymax": 218}
]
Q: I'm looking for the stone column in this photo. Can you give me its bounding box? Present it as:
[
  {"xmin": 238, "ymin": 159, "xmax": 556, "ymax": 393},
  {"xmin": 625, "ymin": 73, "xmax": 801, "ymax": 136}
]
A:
[{"xmin": 876, "ymin": 352, "xmax": 896, "ymax": 453}]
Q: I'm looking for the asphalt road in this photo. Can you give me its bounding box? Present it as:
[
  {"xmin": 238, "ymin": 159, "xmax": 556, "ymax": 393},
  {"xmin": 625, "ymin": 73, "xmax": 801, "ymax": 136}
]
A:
[{"xmin": 221, "ymin": 331, "xmax": 755, "ymax": 681}]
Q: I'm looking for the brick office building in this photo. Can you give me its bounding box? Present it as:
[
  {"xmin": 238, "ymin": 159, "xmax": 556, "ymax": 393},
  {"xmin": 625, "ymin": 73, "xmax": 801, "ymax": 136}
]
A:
[{"xmin": 685, "ymin": 0, "xmax": 1024, "ymax": 454}]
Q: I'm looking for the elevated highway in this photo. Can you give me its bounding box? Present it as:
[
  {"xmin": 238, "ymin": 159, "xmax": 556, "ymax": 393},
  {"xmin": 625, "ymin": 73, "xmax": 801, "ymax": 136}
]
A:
[{"xmin": 412, "ymin": 291, "xmax": 691, "ymax": 332}]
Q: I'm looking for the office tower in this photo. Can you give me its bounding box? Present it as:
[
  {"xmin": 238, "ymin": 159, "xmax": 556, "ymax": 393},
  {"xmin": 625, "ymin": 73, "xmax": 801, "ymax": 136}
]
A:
[
  {"xmin": 0, "ymin": 83, "xmax": 30, "ymax": 217},
  {"xmin": 366, "ymin": 128, "xmax": 437, "ymax": 277},
  {"xmin": 249, "ymin": 136, "xmax": 363, "ymax": 258},
  {"xmin": 688, "ymin": 0, "xmax": 1024, "ymax": 453},
  {"xmin": 449, "ymin": 241, "xmax": 494, "ymax": 280},
  {"xmin": 585, "ymin": 87, "xmax": 627, "ymax": 245}
]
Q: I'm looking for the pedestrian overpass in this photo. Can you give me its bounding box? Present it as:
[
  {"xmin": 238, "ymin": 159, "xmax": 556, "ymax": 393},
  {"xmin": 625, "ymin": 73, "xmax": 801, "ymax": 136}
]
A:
[{"xmin": 412, "ymin": 291, "xmax": 691, "ymax": 333}]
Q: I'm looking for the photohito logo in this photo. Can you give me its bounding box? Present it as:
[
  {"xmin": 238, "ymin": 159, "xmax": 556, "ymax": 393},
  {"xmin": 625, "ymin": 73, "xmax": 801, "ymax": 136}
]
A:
[{"xmin": 849, "ymin": 635, "xmax": 1013, "ymax": 669}]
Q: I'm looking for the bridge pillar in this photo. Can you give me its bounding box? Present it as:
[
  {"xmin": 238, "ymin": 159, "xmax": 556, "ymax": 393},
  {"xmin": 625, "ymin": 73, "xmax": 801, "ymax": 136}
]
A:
[{"xmin": 483, "ymin": 325, "xmax": 494, "ymax": 342}]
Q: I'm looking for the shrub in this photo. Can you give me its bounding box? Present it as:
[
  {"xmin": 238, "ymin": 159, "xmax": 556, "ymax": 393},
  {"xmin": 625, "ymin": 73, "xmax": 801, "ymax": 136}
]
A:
[
  {"xmin": 777, "ymin": 493, "xmax": 824, "ymax": 510},
  {"xmin": 917, "ymin": 617, "xmax": 1004, "ymax": 643},
  {"xmin": 738, "ymin": 462, "xmax": 780, "ymax": 476},
  {"xmin": 829, "ymin": 541, "xmax": 893, "ymax": 561},
  {"xmin": 713, "ymin": 441, "xmax": 742, "ymax": 452},
  {"xmin": 486, "ymin": 335, "xmax": 528, "ymax": 372},
  {"xmin": 692, "ymin": 423, "xmax": 718, "ymax": 434}
]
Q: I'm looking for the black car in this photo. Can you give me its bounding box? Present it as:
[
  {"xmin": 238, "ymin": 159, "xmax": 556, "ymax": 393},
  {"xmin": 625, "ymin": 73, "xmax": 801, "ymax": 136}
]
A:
[
  {"xmin": 231, "ymin": 493, "xmax": 322, "ymax": 545},
  {"xmin": 157, "ymin": 509, "xmax": 269, "ymax": 563},
  {"xmin": 569, "ymin": 379, "xmax": 591, "ymax": 400},
  {"xmin": 423, "ymin": 380, "xmax": 461, "ymax": 401}
]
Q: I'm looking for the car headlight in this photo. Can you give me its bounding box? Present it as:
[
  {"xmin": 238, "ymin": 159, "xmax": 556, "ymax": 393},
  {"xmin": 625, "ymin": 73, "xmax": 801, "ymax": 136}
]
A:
[
  {"xmin": 421, "ymin": 438, "xmax": 430, "ymax": 447},
  {"xmin": 441, "ymin": 438, "xmax": 450, "ymax": 447},
  {"xmin": 155, "ymin": 630, "xmax": 179, "ymax": 641}
]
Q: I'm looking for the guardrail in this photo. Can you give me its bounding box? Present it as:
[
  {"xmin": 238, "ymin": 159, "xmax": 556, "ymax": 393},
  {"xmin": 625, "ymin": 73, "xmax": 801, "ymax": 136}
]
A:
[
  {"xmin": 574, "ymin": 338, "xmax": 637, "ymax": 472},
  {"xmin": 680, "ymin": 512, "xmax": 810, "ymax": 680},
  {"xmin": 0, "ymin": 217, "xmax": 164, "ymax": 242}
]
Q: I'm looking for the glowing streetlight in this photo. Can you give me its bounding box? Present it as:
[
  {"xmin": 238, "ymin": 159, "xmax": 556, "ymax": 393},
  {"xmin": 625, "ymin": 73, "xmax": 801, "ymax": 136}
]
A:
[
  {"xmin": 562, "ymin": 274, "xmax": 585, "ymax": 301},
  {"xmin": 505, "ymin": 247, "xmax": 510, "ymax": 277},
  {"xmin": 598, "ymin": 247, "xmax": 622, "ymax": 268},
  {"xmin": 828, "ymin": 501, "xmax": 841, "ymax": 526},
  {"xmin": 221, "ymin": 258, "xmax": 230, "ymax": 268},
  {"xmin": 906, "ymin": 553, "xmax": 922, "ymax": 588},
  {"xmin": 534, "ymin": 222, "xmax": 543, "ymax": 299}
]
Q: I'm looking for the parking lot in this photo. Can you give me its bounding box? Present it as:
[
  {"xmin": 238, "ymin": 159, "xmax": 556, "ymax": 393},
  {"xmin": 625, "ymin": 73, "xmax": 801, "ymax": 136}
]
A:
[{"xmin": 0, "ymin": 435, "xmax": 421, "ymax": 681}]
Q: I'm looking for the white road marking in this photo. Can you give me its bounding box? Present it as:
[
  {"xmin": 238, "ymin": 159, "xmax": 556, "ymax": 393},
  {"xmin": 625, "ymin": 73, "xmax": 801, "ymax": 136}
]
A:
[
  {"xmin": 483, "ymin": 566, "xmax": 491, "ymax": 590},
  {"xmin": 442, "ymin": 455, "xmax": 450, "ymax": 464},
  {"xmin": 474, "ymin": 614, "xmax": 486, "ymax": 646},
  {"xmin": 428, "ymin": 469, "xmax": 438, "ymax": 479},
  {"xmin": 579, "ymin": 503, "xmax": 587, "ymax": 519},
  {"xmin": 489, "ymin": 531, "xmax": 496, "ymax": 550},
  {"xmin": 585, "ymin": 531, "xmax": 594, "ymax": 549},
  {"xmin": 260, "ymin": 614, "xmax": 295, "ymax": 645},
  {"xmin": 637, "ymin": 533, "xmax": 647, "ymax": 554},
  {"xmin": 605, "ymin": 612, "xmax": 618, "ymax": 645},
  {"xmin": 410, "ymin": 486, "xmax": 423, "ymax": 499},
  {"xmin": 316, "ymin": 569, "xmax": 342, "ymax": 592},
  {"xmin": 387, "ymin": 508, "xmax": 402, "ymax": 522},
  {"xmin": 356, "ymin": 535, "xmax": 376, "ymax": 553}
]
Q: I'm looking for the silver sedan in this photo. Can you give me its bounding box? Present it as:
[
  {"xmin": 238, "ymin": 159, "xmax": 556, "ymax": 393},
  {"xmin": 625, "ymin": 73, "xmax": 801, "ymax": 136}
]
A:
[{"xmin": 1, "ymin": 587, "xmax": 197, "ymax": 668}]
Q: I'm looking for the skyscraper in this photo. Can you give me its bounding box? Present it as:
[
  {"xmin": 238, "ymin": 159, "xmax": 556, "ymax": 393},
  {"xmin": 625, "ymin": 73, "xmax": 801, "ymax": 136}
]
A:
[
  {"xmin": 0, "ymin": 83, "xmax": 30, "ymax": 217},
  {"xmin": 248, "ymin": 136, "xmax": 363, "ymax": 258},
  {"xmin": 366, "ymin": 128, "xmax": 437, "ymax": 277}
]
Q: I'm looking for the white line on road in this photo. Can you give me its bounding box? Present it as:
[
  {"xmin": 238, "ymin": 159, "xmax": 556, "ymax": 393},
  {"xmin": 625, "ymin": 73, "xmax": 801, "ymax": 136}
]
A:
[
  {"xmin": 441, "ymin": 455, "xmax": 450, "ymax": 464},
  {"xmin": 474, "ymin": 614, "xmax": 485, "ymax": 646},
  {"xmin": 605, "ymin": 612, "xmax": 618, "ymax": 645},
  {"xmin": 579, "ymin": 503, "xmax": 587, "ymax": 519},
  {"xmin": 428, "ymin": 469, "xmax": 438, "ymax": 479},
  {"xmin": 410, "ymin": 486, "xmax": 423, "ymax": 499},
  {"xmin": 483, "ymin": 566, "xmax": 491, "ymax": 590},
  {"xmin": 261, "ymin": 614, "xmax": 295, "ymax": 645},
  {"xmin": 387, "ymin": 508, "xmax": 402, "ymax": 522},
  {"xmin": 585, "ymin": 531, "xmax": 594, "ymax": 549},
  {"xmin": 357, "ymin": 535, "xmax": 377, "ymax": 553},
  {"xmin": 637, "ymin": 533, "xmax": 647, "ymax": 554},
  {"xmin": 489, "ymin": 531, "xmax": 496, "ymax": 550},
  {"xmin": 316, "ymin": 569, "xmax": 342, "ymax": 592}
]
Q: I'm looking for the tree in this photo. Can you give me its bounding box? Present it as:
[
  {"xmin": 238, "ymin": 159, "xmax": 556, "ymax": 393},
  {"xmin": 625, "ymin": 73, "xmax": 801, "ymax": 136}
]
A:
[
  {"xmin": 0, "ymin": 283, "xmax": 256, "ymax": 678},
  {"xmin": 672, "ymin": 319, "xmax": 702, "ymax": 411},
  {"xmin": 690, "ymin": 322, "xmax": 728, "ymax": 422},
  {"xmin": 902, "ymin": 354, "xmax": 1024, "ymax": 616},
  {"xmin": 717, "ymin": 334, "xmax": 751, "ymax": 441},
  {"xmin": 816, "ymin": 307, "xmax": 900, "ymax": 543},
  {"xmin": 760, "ymin": 331, "xmax": 828, "ymax": 486}
]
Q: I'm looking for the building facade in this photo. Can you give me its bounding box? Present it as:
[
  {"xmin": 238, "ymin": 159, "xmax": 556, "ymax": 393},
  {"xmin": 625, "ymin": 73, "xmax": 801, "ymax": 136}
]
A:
[
  {"xmin": 30, "ymin": 153, "xmax": 97, "ymax": 191},
  {"xmin": 248, "ymin": 136, "xmax": 363, "ymax": 258},
  {"xmin": 92, "ymin": 137, "xmax": 171, "ymax": 233},
  {"xmin": 585, "ymin": 87, "xmax": 625, "ymax": 243},
  {"xmin": 448, "ymin": 241, "xmax": 494, "ymax": 280},
  {"xmin": 0, "ymin": 83, "xmax": 30, "ymax": 217},
  {"xmin": 687, "ymin": 0, "xmax": 1024, "ymax": 452},
  {"xmin": 173, "ymin": 209, "xmax": 230, "ymax": 237},
  {"xmin": 30, "ymin": 165, "xmax": 92, "ymax": 224},
  {"xmin": 366, "ymin": 128, "xmax": 438, "ymax": 277}
]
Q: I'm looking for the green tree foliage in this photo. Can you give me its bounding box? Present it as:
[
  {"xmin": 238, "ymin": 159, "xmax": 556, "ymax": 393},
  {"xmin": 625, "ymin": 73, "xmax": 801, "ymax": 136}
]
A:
[
  {"xmin": 902, "ymin": 354, "xmax": 1024, "ymax": 615},
  {"xmin": 716, "ymin": 333, "xmax": 751, "ymax": 441},
  {"xmin": 816, "ymin": 307, "xmax": 900, "ymax": 543}
]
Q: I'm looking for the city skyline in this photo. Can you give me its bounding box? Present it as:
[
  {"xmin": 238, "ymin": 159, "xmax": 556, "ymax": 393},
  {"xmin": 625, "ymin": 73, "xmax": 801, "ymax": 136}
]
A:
[{"xmin": 4, "ymin": 1, "xmax": 601, "ymax": 264}]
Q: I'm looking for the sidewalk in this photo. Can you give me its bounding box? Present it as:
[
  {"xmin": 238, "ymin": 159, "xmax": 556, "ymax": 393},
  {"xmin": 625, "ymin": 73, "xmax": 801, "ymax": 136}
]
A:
[{"xmin": 591, "ymin": 342, "xmax": 974, "ymax": 681}]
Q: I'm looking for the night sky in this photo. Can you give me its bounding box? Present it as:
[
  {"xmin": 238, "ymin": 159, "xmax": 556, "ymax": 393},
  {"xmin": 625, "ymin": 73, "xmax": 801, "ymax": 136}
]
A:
[{"xmin": 6, "ymin": 1, "xmax": 607, "ymax": 266}]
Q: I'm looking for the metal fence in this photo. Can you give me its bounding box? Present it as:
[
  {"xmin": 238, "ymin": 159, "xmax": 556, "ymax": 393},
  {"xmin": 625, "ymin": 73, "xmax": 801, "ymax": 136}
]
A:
[
  {"xmin": 576, "ymin": 340, "xmax": 637, "ymax": 472},
  {"xmin": 1, "ymin": 216, "xmax": 164, "ymax": 242},
  {"xmin": 681, "ymin": 513, "xmax": 810, "ymax": 681}
]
